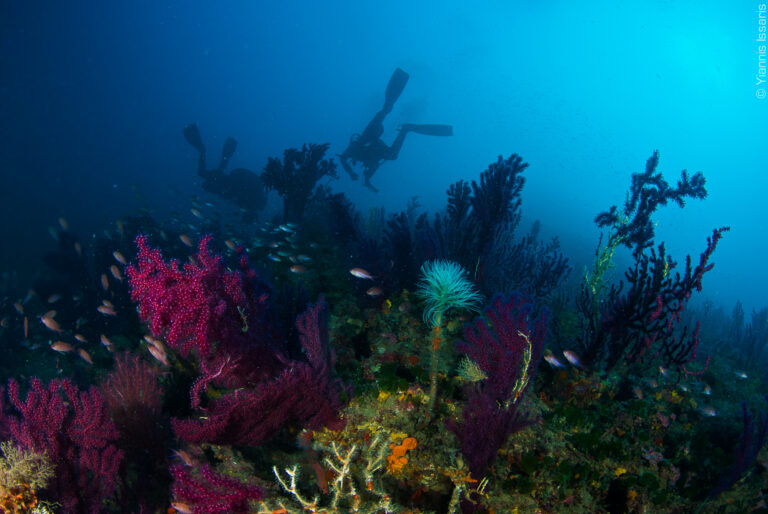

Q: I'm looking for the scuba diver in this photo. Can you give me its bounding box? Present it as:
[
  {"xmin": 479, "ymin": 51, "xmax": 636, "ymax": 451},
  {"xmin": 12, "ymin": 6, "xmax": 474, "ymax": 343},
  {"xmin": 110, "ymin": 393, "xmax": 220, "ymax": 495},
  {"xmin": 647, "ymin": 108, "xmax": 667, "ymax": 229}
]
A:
[
  {"xmin": 183, "ymin": 123, "xmax": 266, "ymax": 221},
  {"xmin": 338, "ymin": 68, "xmax": 453, "ymax": 192}
]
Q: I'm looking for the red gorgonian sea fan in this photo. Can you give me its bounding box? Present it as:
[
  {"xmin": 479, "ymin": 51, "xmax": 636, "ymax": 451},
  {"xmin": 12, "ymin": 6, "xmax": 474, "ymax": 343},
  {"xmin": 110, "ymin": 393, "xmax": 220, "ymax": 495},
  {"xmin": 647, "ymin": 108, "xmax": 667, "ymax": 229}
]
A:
[{"xmin": 125, "ymin": 234, "xmax": 268, "ymax": 359}]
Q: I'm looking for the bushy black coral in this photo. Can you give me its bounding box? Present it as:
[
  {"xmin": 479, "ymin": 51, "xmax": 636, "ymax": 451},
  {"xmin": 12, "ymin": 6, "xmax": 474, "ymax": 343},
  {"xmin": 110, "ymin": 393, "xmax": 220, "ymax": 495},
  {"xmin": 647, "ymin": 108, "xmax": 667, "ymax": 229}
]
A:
[
  {"xmin": 262, "ymin": 143, "xmax": 337, "ymax": 223},
  {"xmin": 595, "ymin": 150, "xmax": 707, "ymax": 257}
]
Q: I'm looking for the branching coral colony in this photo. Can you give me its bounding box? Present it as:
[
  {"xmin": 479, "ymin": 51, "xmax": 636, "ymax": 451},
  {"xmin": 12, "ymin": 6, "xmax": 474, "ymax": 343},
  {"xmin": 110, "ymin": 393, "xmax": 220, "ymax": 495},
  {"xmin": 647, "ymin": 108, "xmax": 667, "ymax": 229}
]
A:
[
  {"xmin": 575, "ymin": 151, "xmax": 726, "ymax": 375},
  {"xmin": 268, "ymin": 433, "xmax": 393, "ymax": 513},
  {"xmin": 2, "ymin": 147, "xmax": 760, "ymax": 513}
]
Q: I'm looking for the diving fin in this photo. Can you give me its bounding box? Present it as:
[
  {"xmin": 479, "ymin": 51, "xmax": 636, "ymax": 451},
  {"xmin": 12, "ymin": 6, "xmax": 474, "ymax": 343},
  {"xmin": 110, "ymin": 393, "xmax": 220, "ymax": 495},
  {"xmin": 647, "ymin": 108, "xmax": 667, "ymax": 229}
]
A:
[
  {"xmin": 401, "ymin": 124, "xmax": 453, "ymax": 137},
  {"xmin": 383, "ymin": 68, "xmax": 409, "ymax": 114},
  {"xmin": 183, "ymin": 123, "xmax": 205, "ymax": 154},
  {"xmin": 222, "ymin": 137, "xmax": 238, "ymax": 160}
]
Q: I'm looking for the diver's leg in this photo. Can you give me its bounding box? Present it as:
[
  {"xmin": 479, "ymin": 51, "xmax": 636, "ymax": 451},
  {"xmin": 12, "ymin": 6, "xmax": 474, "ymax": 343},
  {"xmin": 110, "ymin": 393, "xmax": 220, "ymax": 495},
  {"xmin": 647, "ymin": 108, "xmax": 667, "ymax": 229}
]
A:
[
  {"xmin": 217, "ymin": 137, "xmax": 237, "ymax": 172},
  {"xmin": 383, "ymin": 123, "xmax": 453, "ymax": 161},
  {"xmin": 197, "ymin": 154, "xmax": 207, "ymax": 176},
  {"xmin": 183, "ymin": 123, "xmax": 208, "ymax": 173},
  {"xmin": 402, "ymin": 124, "xmax": 453, "ymax": 136},
  {"xmin": 183, "ymin": 123, "xmax": 205, "ymax": 153},
  {"xmin": 384, "ymin": 126, "xmax": 411, "ymax": 160},
  {"xmin": 359, "ymin": 110, "xmax": 387, "ymax": 143},
  {"xmin": 383, "ymin": 68, "xmax": 409, "ymax": 114}
]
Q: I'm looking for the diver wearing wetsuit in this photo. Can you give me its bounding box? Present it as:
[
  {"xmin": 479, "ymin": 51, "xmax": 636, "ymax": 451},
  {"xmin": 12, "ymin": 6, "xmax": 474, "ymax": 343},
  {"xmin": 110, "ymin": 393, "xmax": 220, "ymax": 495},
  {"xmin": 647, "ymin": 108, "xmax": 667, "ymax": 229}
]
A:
[
  {"xmin": 338, "ymin": 68, "xmax": 453, "ymax": 192},
  {"xmin": 183, "ymin": 123, "xmax": 266, "ymax": 221}
]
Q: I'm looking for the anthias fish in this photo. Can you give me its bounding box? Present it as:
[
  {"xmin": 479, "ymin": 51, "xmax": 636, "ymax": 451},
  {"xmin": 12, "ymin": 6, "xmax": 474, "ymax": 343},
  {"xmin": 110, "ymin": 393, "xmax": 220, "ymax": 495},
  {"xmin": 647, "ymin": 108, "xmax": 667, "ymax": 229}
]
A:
[{"xmin": 350, "ymin": 267, "xmax": 375, "ymax": 280}]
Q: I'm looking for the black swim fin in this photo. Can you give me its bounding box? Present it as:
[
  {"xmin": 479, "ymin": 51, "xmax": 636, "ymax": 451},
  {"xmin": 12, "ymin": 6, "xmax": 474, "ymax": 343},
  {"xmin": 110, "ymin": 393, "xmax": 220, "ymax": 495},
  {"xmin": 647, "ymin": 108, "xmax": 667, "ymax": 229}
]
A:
[
  {"xmin": 183, "ymin": 123, "xmax": 205, "ymax": 153},
  {"xmin": 222, "ymin": 137, "xmax": 238, "ymax": 160},
  {"xmin": 401, "ymin": 124, "xmax": 453, "ymax": 137},
  {"xmin": 383, "ymin": 68, "xmax": 409, "ymax": 114}
]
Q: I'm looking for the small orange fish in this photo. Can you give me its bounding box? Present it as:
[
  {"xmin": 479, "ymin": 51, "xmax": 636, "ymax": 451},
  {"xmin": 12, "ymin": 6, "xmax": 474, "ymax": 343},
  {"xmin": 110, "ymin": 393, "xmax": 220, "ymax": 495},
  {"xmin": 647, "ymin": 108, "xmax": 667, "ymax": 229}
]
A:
[
  {"xmin": 147, "ymin": 344, "xmax": 169, "ymax": 366},
  {"xmin": 171, "ymin": 449, "xmax": 198, "ymax": 467},
  {"xmin": 112, "ymin": 251, "xmax": 127, "ymax": 265},
  {"xmin": 289, "ymin": 265, "xmax": 307, "ymax": 274},
  {"xmin": 0, "ymin": 317, "xmax": 7, "ymax": 328},
  {"xmin": 144, "ymin": 335, "xmax": 166, "ymax": 352},
  {"xmin": 50, "ymin": 341, "xmax": 74, "ymax": 353},
  {"xmin": 116, "ymin": 219, "xmax": 125, "ymax": 237},
  {"xmin": 97, "ymin": 305, "xmax": 117, "ymax": 316},
  {"xmin": 42, "ymin": 310, "xmax": 57, "ymax": 319},
  {"xmin": 13, "ymin": 302, "xmax": 24, "ymax": 315},
  {"xmin": 58, "ymin": 217, "xmax": 69, "ymax": 231},
  {"xmin": 180, "ymin": 234, "xmax": 193, "ymax": 247},
  {"xmin": 100, "ymin": 334, "xmax": 113, "ymax": 347},
  {"xmin": 366, "ymin": 286, "xmax": 383, "ymax": 297},
  {"xmin": 101, "ymin": 273, "xmax": 110, "ymax": 291},
  {"xmin": 74, "ymin": 333, "xmax": 88, "ymax": 343},
  {"xmin": 171, "ymin": 502, "xmax": 193, "ymax": 514},
  {"xmin": 47, "ymin": 294, "xmax": 61, "ymax": 304},
  {"xmin": 190, "ymin": 208, "xmax": 203, "ymax": 219},
  {"xmin": 224, "ymin": 239, "xmax": 237, "ymax": 251},
  {"xmin": 77, "ymin": 348, "xmax": 93, "ymax": 365},
  {"xmin": 40, "ymin": 316, "xmax": 62, "ymax": 333},
  {"xmin": 23, "ymin": 316, "xmax": 28, "ymax": 339},
  {"xmin": 102, "ymin": 299, "xmax": 114, "ymax": 308},
  {"xmin": 109, "ymin": 265, "xmax": 123, "ymax": 281},
  {"xmin": 74, "ymin": 242, "xmax": 83, "ymax": 257},
  {"xmin": 349, "ymin": 267, "xmax": 375, "ymax": 280}
]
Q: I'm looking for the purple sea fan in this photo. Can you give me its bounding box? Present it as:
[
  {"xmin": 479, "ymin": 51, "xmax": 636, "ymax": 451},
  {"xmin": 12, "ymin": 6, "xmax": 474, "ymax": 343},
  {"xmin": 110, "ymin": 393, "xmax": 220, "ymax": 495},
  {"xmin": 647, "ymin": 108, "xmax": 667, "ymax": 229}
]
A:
[
  {"xmin": 170, "ymin": 463, "xmax": 263, "ymax": 513},
  {"xmin": 708, "ymin": 396, "xmax": 768, "ymax": 500},
  {"xmin": 456, "ymin": 292, "xmax": 548, "ymax": 403},
  {"xmin": 448, "ymin": 292, "xmax": 549, "ymax": 480},
  {"xmin": 172, "ymin": 296, "xmax": 351, "ymax": 446}
]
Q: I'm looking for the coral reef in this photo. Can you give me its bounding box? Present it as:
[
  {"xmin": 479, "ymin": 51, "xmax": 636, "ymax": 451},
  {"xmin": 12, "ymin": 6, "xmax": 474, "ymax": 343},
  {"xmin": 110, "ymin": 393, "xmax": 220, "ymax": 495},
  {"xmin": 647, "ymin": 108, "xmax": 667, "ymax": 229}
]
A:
[
  {"xmin": 1, "ymin": 146, "xmax": 761, "ymax": 513},
  {"xmin": 0, "ymin": 378, "xmax": 123, "ymax": 512}
]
